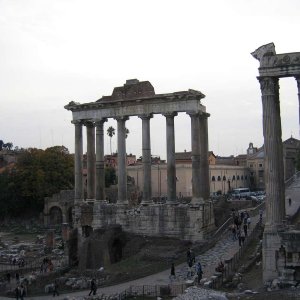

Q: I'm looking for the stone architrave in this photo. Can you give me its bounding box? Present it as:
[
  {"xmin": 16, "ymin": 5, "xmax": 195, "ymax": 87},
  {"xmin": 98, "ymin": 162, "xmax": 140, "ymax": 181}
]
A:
[
  {"xmin": 258, "ymin": 76, "xmax": 285, "ymax": 230},
  {"xmin": 95, "ymin": 118, "xmax": 107, "ymax": 201},
  {"xmin": 85, "ymin": 121, "xmax": 96, "ymax": 200},
  {"xmin": 139, "ymin": 114, "xmax": 153, "ymax": 205},
  {"xmin": 72, "ymin": 120, "xmax": 83, "ymax": 202},
  {"xmin": 164, "ymin": 112, "xmax": 177, "ymax": 203},
  {"xmin": 199, "ymin": 113, "xmax": 210, "ymax": 200},
  {"xmin": 116, "ymin": 116, "xmax": 129, "ymax": 205}
]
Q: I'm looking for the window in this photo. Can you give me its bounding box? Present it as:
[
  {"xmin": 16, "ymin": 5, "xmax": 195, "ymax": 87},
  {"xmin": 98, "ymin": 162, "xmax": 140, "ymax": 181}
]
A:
[
  {"xmin": 232, "ymin": 175, "xmax": 235, "ymax": 180},
  {"xmin": 212, "ymin": 176, "xmax": 215, "ymax": 181},
  {"xmin": 223, "ymin": 176, "xmax": 226, "ymax": 181},
  {"xmin": 241, "ymin": 175, "xmax": 244, "ymax": 180},
  {"xmin": 237, "ymin": 175, "xmax": 240, "ymax": 180},
  {"xmin": 245, "ymin": 175, "xmax": 248, "ymax": 180},
  {"xmin": 217, "ymin": 176, "xmax": 221, "ymax": 181},
  {"xmin": 259, "ymin": 163, "xmax": 263, "ymax": 167}
]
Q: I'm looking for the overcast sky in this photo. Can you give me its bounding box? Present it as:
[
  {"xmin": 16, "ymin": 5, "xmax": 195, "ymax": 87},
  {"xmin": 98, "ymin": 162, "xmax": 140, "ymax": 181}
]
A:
[{"xmin": 1, "ymin": 0, "xmax": 299, "ymax": 159}]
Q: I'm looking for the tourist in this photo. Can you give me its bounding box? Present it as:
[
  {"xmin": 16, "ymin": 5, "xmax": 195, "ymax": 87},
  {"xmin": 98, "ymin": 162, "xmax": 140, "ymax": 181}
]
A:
[
  {"xmin": 170, "ymin": 262, "xmax": 176, "ymax": 281},
  {"xmin": 231, "ymin": 224, "xmax": 237, "ymax": 241},
  {"xmin": 88, "ymin": 278, "xmax": 97, "ymax": 296},
  {"xmin": 247, "ymin": 216, "xmax": 251, "ymax": 229},
  {"xmin": 186, "ymin": 248, "xmax": 191, "ymax": 264},
  {"xmin": 15, "ymin": 285, "xmax": 20, "ymax": 300},
  {"xmin": 239, "ymin": 229, "xmax": 245, "ymax": 246},
  {"xmin": 52, "ymin": 279, "xmax": 59, "ymax": 297},
  {"xmin": 243, "ymin": 223, "xmax": 248, "ymax": 237},
  {"xmin": 19, "ymin": 284, "xmax": 25, "ymax": 300},
  {"xmin": 196, "ymin": 261, "xmax": 203, "ymax": 284},
  {"xmin": 6, "ymin": 272, "xmax": 11, "ymax": 283},
  {"xmin": 15, "ymin": 272, "xmax": 20, "ymax": 284},
  {"xmin": 215, "ymin": 261, "xmax": 225, "ymax": 273}
]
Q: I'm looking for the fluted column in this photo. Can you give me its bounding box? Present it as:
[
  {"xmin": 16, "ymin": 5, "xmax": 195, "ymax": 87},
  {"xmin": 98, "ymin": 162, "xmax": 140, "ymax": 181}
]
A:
[
  {"xmin": 95, "ymin": 118, "xmax": 107, "ymax": 201},
  {"xmin": 296, "ymin": 76, "xmax": 300, "ymax": 138},
  {"xmin": 72, "ymin": 120, "xmax": 83, "ymax": 203},
  {"xmin": 199, "ymin": 113, "xmax": 210, "ymax": 200},
  {"xmin": 85, "ymin": 121, "xmax": 96, "ymax": 200},
  {"xmin": 139, "ymin": 114, "xmax": 153, "ymax": 205},
  {"xmin": 164, "ymin": 112, "xmax": 177, "ymax": 203},
  {"xmin": 188, "ymin": 112, "xmax": 203, "ymax": 204},
  {"xmin": 116, "ymin": 116, "xmax": 129, "ymax": 205},
  {"xmin": 259, "ymin": 76, "xmax": 285, "ymax": 230}
]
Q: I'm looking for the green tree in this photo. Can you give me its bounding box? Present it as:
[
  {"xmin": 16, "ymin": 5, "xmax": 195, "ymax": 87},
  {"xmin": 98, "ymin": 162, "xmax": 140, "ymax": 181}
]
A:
[
  {"xmin": 107, "ymin": 126, "xmax": 115, "ymax": 155},
  {"xmin": 0, "ymin": 146, "xmax": 74, "ymax": 218},
  {"xmin": 105, "ymin": 166, "xmax": 116, "ymax": 187}
]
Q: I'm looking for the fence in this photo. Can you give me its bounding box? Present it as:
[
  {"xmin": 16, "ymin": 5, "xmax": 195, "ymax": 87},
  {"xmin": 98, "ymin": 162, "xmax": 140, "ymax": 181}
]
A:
[
  {"xmin": 210, "ymin": 220, "xmax": 262, "ymax": 289},
  {"xmin": 117, "ymin": 283, "xmax": 187, "ymax": 299}
]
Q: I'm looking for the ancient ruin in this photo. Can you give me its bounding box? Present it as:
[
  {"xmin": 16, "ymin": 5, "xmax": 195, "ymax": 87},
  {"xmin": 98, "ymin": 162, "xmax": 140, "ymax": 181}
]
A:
[
  {"xmin": 62, "ymin": 80, "xmax": 215, "ymax": 268},
  {"xmin": 252, "ymin": 43, "xmax": 300, "ymax": 282}
]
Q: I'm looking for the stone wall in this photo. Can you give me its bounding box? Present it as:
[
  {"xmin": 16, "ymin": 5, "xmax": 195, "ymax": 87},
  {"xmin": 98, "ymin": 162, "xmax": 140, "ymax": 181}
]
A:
[{"xmin": 88, "ymin": 201, "xmax": 215, "ymax": 241}]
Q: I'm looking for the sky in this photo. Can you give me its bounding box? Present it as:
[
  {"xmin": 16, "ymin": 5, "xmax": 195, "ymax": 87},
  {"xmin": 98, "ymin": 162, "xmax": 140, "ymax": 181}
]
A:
[{"xmin": 0, "ymin": 0, "xmax": 300, "ymax": 159}]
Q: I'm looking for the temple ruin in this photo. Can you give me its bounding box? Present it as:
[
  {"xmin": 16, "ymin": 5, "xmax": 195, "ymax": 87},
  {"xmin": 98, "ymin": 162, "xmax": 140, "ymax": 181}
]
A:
[{"xmin": 62, "ymin": 80, "xmax": 215, "ymax": 267}]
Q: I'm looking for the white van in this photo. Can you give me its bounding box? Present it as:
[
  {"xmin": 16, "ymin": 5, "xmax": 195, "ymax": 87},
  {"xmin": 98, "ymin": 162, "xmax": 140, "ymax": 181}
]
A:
[{"xmin": 232, "ymin": 188, "xmax": 251, "ymax": 199}]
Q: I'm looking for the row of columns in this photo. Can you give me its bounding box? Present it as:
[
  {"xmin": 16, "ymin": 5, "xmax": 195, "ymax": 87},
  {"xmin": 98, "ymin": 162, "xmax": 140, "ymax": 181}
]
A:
[{"xmin": 72, "ymin": 112, "xmax": 210, "ymax": 205}]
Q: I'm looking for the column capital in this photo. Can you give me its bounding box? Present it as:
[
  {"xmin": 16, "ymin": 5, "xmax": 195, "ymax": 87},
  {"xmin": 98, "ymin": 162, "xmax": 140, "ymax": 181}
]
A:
[
  {"xmin": 95, "ymin": 118, "xmax": 108, "ymax": 126},
  {"xmin": 138, "ymin": 113, "xmax": 153, "ymax": 120},
  {"xmin": 71, "ymin": 120, "xmax": 83, "ymax": 125},
  {"xmin": 163, "ymin": 112, "xmax": 178, "ymax": 118},
  {"xmin": 257, "ymin": 76, "xmax": 279, "ymax": 95},
  {"xmin": 115, "ymin": 116, "xmax": 129, "ymax": 122},
  {"xmin": 83, "ymin": 120, "xmax": 95, "ymax": 128},
  {"xmin": 187, "ymin": 111, "xmax": 210, "ymax": 118}
]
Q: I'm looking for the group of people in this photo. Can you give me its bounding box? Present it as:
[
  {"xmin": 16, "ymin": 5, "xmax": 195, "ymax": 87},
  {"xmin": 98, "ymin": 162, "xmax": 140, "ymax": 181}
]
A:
[
  {"xmin": 231, "ymin": 210, "xmax": 251, "ymax": 246},
  {"xmin": 10, "ymin": 257, "xmax": 26, "ymax": 268},
  {"xmin": 40, "ymin": 258, "xmax": 54, "ymax": 273},
  {"xmin": 15, "ymin": 284, "xmax": 26, "ymax": 300}
]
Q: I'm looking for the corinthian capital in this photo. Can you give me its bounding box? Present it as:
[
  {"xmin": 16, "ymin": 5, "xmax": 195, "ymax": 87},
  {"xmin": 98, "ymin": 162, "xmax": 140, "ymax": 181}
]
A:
[{"xmin": 258, "ymin": 77, "xmax": 279, "ymax": 95}]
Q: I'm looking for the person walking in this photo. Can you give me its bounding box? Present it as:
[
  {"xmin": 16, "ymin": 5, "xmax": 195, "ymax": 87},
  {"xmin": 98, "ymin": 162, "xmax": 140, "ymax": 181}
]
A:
[
  {"xmin": 15, "ymin": 286, "xmax": 20, "ymax": 300},
  {"xmin": 196, "ymin": 262, "xmax": 203, "ymax": 285},
  {"xmin": 19, "ymin": 284, "xmax": 25, "ymax": 300},
  {"xmin": 52, "ymin": 280, "xmax": 59, "ymax": 297},
  {"xmin": 88, "ymin": 278, "xmax": 97, "ymax": 296},
  {"xmin": 170, "ymin": 262, "xmax": 176, "ymax": 282}
]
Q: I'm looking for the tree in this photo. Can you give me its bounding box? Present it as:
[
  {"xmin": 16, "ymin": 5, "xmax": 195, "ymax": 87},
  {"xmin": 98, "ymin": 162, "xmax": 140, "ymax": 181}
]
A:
[
  {"xmin": 107, "ymin": 126, "xmax": 115, "ymax": 155},
  {"xmin": 0, "ymin": 146, "xmax": 74, "ymax": 218}
]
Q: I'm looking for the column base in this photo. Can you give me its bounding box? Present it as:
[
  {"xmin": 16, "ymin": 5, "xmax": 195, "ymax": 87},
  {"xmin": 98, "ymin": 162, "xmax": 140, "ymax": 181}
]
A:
[
  {"xmin": 141, "ymin": 200, "xmax": 153, "ymax": 206},
  {"xmin": 116, "ymin": 200, "xmax": 129, "ymax": 207},
  {"xmin": 166, "ymin": 200, "xmax": 179, "ymax": 205},
  {"xmin": 190, "ymin": 197, "xmax": 205, "ymax": 205}
]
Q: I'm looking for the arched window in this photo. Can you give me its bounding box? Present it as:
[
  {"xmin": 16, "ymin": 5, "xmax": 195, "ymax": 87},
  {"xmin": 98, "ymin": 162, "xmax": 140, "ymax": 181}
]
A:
[
  {"xmin": 212, "ymin": 176, "xmax": 216, "ymax": 181},
  {"xmin": 237, "ymin": 175, "xmax": 240, "ymax": 180},
  {"xmin": 217, "ymin": 176, "xmax": 221, "ymax": 181},
  {"xmin": 232, "ymin": 175, "xmax": 236, "ymax": 181},
  {"xmin": 245, "ymin": 175, "xmax": 248, "ymax": 180},
  {"xmin": 241, "ymin": 175, "xmax": 244, "ymax": 180},
  {"xmin": 223, "ymin": 176, "xmax": 226, "ymax": 181}
]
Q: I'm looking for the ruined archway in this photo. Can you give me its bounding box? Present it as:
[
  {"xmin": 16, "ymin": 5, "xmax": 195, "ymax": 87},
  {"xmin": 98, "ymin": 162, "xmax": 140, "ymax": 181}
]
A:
[
  {"xmin": 49, "ymin": 206, "xmax": 63, "ymax": 225},
  {"xmin": 110, "ymin": 238, "xmax": 123, "ymax": 263}
]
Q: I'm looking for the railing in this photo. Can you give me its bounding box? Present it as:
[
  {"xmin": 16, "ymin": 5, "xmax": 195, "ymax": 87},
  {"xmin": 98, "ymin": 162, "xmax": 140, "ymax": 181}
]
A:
[
  {"xmin": 285, "ymin": 171, "xmax": 300, "ymax": 189},
  {"xmin": 210, "ymin": 220, "xmax": 262, "ymax": 289},
  {"xmin": 108, "ymin": 283, "xmax": 187, "ymax": 299}
]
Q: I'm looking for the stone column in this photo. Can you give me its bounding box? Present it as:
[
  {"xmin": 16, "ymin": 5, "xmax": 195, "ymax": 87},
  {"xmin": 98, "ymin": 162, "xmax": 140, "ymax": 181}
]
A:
[
  {"xmin": 199, "ymin": 113, "xmax": 210, "ymax": 200},
  {"xmin": 164, "ymin": 112, "xmax": 177, "ymax": 203},
  {"xmin": 85, "ymin": 121, "xmax": 96, "ymax": 200},
  {"xmin": 259, "ymin": 76, "xmax": 286, "ymax": 282},
  {"xmin": 259, "ymin": 76, "xmax": 285, "ymax": 230},
  {"xmin": 116, "ymin": 116, "xmax": 129, "ymax": 205},
  {"xmin": 296, "ymin": 76, "xmax": 300, "ymax": 138},
  {"xmin": 95, "ymin": 118, "xmax": 107, "ymax": 201},
  {"xmin": 139, "ymin": 114, "xmax": 153, "ymax": 205},
  {"xmin": 188, "ymin": 112, "xmax": 203, "ymax": 204},
  {"xmin": 72, "ymin": 120, "xmax": 83, "ymax": 202}
]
